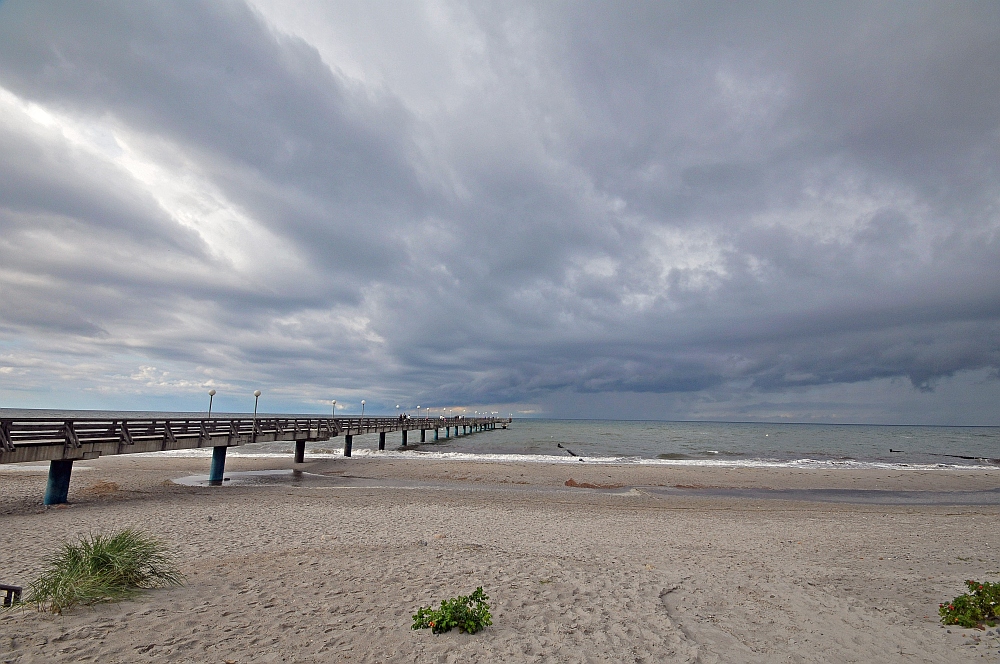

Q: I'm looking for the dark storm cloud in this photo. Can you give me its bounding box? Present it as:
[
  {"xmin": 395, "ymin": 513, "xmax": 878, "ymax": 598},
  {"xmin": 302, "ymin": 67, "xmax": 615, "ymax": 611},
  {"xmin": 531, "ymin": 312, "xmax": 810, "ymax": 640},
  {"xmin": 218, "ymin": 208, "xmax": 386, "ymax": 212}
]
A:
[{"xmin": 0, "ymin": 0, "xmax": 997, "ymax": 422}]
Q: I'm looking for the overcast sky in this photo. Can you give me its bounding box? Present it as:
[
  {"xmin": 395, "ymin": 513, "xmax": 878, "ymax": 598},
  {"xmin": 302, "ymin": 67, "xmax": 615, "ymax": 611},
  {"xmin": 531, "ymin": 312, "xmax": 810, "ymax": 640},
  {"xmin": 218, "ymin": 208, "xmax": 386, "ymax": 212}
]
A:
[{"xmin": 0, "ymin": 1, "xmax": 998, "ymax": 423}]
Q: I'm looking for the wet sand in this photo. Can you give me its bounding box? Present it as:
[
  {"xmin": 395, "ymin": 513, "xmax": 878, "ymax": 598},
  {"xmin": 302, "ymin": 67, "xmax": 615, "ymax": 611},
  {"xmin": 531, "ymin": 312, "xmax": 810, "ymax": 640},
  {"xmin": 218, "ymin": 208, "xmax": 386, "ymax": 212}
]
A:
[{"xmin": 3, "ymin": 454, "xmax": 1000, "ymax": 662}]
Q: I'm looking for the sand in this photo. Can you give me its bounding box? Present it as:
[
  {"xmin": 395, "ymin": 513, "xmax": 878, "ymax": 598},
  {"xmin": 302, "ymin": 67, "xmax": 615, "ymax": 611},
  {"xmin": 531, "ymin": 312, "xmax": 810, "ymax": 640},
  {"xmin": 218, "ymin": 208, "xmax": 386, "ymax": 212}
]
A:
[{"xmin": 2, "ymin": 453, "xmax": 1000, "ymax": 663}]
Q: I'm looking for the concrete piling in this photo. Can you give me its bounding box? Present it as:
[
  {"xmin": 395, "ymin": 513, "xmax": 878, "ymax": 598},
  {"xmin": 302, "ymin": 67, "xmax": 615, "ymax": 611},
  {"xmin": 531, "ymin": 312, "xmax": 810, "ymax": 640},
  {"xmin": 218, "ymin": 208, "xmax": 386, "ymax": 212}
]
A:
[
  {"xmin": 209, "ymin": 446, "xmax": 227, "ymax": 486},
  {"xmin": 43, "ymin": 458, "xmax": 74, "ymax": 505}
]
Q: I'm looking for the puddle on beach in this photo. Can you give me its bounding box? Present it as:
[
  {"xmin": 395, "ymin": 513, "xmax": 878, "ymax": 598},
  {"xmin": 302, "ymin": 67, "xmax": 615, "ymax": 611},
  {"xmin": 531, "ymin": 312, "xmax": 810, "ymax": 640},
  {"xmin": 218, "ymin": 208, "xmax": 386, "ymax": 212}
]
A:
[
  {"xmin": 171, "ymin": 469, "xmax": 1000, "ymax": 505},
  {"xmin": 172, "ymin": 469, "xmax": 344, "ymax": 488},
  {"xmin": 172, "ymin": 469, "xmax": 474, "ymax": 491},
  {"xmin": 648, "ymin": 486, "xmax": 1000, "ymax": 506}
]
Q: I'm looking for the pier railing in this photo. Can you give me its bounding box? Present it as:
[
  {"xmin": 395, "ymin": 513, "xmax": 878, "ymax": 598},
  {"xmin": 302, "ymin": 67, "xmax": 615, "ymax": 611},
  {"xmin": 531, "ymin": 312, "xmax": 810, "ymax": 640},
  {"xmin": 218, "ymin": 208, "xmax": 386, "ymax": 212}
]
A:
[{"xmin": 0, "ymin": 415, "xmax": 510, "ymax": 465}]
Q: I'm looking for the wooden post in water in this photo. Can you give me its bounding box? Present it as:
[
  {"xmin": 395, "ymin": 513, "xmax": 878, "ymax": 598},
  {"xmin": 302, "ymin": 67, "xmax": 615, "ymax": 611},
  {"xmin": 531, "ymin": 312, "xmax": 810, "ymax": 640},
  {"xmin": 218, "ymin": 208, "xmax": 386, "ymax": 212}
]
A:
[
  {"xmin": 43, "ymin": 459, "xmax": 74, "ymax": 505},
  {"xmin": 209, "ymin": 446, "xmax": 227, "ymax": 486},
  {"xmin": 378, "ymin": 432, "xmax": 386, "ymax": 450},
  {"xmin": 344, "ymin": 434, "xmax": 353, "ymax": 457},
  {"xmin": 294, "ymin": 439, "xmax": 306, "ymax": 463}
]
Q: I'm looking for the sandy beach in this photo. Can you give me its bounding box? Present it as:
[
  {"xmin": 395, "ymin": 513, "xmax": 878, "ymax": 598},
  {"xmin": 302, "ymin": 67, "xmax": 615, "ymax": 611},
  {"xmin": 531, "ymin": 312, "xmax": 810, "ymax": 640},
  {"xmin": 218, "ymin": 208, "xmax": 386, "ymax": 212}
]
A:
[{"xmin": 3, "ymin": 454, "xmax": 1000, "ymax": 663}]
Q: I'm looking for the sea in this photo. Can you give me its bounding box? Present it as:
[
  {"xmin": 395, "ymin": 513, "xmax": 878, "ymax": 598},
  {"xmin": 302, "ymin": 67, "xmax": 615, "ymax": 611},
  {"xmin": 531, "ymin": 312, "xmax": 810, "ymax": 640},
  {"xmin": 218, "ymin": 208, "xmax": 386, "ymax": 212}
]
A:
[{"xmin": 2, "ymin": 410, "xmax": 998, "ymax": 470}]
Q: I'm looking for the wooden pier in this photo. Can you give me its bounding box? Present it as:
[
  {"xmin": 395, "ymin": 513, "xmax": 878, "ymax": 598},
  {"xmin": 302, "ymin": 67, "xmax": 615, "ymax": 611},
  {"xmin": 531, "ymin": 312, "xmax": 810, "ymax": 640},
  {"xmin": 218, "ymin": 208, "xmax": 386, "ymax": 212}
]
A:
[{"xmin": 0, "ymin": 414, "xmax": 511, "ymax": 504}]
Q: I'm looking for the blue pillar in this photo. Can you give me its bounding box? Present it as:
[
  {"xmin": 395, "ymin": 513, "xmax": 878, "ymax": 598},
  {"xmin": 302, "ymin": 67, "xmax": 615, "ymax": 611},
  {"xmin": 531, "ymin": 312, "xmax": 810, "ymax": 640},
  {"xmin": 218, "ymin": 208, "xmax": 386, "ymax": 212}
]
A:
[
  {"xmin": 421, "ymin": 429, "xmax": 426, "ymax": 442},
  {"xmin": 344, "ymin": 434, "xmax": 353, "ymax": 457},
  {"xmin": 379, "ymin": 432, "xmax": 386, "ymax": 450},
  {"xmin": 209, "ymin": 446, "xmax": 227, "ymax": 486},
  {"xmin": 434, "ymin": 428, "xmax": 439, "ymax": 440},
  {"xmin": 402, "ymin": 430, "xmax": 408, "ymax": 447},
  {"xmin": 294, "ymin": 439, "xmax": 306, "ymax": 464},
  {"xmin": 44, "ymin": 459, "xmax": 74, "ymax": 505}
]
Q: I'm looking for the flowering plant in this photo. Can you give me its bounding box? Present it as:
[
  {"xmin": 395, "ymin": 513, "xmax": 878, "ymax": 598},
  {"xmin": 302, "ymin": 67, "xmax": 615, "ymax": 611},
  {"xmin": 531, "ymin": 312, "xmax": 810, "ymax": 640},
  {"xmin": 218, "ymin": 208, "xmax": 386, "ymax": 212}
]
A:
[
  {"xmin": 939, "ymin": 579, "xmax": 1000, "ymax": 628},
  {"xmin": 412, "ymin": 587, "xmax": 492, "ymax": 634}
]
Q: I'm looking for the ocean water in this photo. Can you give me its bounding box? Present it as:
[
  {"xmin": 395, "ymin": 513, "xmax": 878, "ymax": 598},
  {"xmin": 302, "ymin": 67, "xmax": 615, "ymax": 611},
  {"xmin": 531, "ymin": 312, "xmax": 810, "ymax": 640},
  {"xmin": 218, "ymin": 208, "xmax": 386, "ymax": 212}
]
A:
[
  {"xmin": 2, "ymin": 410, "xmax": 997, "ymax": 469},
  {"xmin": 239, "ymin": 418, "xmax": 1000, "ymax": 469}
]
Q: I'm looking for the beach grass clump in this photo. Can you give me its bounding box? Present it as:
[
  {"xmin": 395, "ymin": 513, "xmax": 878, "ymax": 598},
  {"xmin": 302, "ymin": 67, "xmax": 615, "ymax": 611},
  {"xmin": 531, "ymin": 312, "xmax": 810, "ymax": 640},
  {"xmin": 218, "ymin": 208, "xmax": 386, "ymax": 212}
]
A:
[
  {"xmin": 25, "ymin": 529, "xmax": 183, "ymax": 613},
  {"xmin": 939, "ymin": 580, "xmax": 1000, "ymax": 628},
  {"xmin": 412, "ymin": 587, "xmax": 492, "ymax": 634}
]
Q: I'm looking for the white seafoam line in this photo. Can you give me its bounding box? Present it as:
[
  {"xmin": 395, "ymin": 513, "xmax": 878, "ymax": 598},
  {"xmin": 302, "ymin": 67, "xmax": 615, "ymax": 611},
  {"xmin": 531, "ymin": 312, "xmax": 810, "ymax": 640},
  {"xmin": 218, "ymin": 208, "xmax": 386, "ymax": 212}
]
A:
[{"xmin": 123, "ymin": 448, "xmax": 993, "ymax": 471}]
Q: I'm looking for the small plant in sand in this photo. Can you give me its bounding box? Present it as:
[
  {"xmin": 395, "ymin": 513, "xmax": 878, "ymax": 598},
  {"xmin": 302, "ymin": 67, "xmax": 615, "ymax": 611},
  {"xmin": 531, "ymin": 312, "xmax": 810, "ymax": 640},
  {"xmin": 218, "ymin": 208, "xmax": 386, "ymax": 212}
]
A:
[
  {"xmin": 412, "ymin": 587, "xmax": 492, "ymax": 634},
  {"xmin": 939, "ymin": 580, "xmax": 1000, "ymax": 628},
  {"xmin": 25, "ymin": 528, "xmax": 183, "ymax": 613}
]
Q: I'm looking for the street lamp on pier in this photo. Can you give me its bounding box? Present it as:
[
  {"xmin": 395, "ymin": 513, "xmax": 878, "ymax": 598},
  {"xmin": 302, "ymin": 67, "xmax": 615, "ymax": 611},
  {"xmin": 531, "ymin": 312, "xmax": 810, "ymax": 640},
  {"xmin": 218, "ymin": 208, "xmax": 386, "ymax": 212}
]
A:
[
  {"xmin": 208, "ymin": 389, "xmax": 216, "ymax": 417},
  {"xmin": 361, "ymin": 400, "xmax": 366, "ymax": 418},
  {"xmin": 332, "ymin": 400, "xmax": 336, "ymax": 417},
  {"xmin": 252, "ymin": 390, "xmax": 262, "ymax": 442}
]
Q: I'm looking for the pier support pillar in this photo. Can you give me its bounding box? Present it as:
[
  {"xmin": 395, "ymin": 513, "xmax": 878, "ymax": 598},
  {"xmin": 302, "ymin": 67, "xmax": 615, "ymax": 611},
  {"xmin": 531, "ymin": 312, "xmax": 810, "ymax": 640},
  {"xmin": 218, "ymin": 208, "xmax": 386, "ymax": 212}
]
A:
[
  {"xmin": 402, "ymin": 430, "xmax": 408, "ymax": 447},
  {"xmin": 209, "ymin": 446, "xmax": 227, "ymax": 486},
  {"xmin": 344, "ymin": 435, "xmax": 353, "ymax": 457},
  {"xmin": 420, "ymin": 429, "xmax": 426, "ymax": 442},
  {"xmin": 294, "ymin": 439, "xmax": 306, "ymax": 464},
  {"xmin": 44, "ymin": 459, "xmax": 74, "ymax": 505},
  {"xmin": 434, "ymin": 428, "xmax": 439, "ymax": 440},
  {"xmin": 379, "ymin": 432, "xmax": 386, "ymax": 450},
  {"xmin": 445, "ymin": 427, "xmax": 450, "ymax": 438}
]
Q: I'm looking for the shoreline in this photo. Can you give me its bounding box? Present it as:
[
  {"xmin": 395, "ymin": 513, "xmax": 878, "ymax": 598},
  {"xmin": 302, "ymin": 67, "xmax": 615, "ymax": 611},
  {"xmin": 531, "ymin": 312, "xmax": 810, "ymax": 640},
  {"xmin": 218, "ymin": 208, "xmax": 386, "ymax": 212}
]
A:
[
  {"xmin": 53, "ymin": 444, "xmax": 1000, "ymax": 471},
  {"xmin": 3, "ymin": 455, "xmax": 1000, "ymax": 662}
]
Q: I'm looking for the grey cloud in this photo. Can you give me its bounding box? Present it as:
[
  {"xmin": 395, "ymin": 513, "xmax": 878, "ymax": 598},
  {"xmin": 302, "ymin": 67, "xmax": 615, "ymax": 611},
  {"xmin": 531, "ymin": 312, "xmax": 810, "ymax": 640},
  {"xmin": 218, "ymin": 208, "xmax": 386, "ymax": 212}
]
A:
[{"xmin": 0, "ymin": 0, "xmax": 997, "ymax": 421}]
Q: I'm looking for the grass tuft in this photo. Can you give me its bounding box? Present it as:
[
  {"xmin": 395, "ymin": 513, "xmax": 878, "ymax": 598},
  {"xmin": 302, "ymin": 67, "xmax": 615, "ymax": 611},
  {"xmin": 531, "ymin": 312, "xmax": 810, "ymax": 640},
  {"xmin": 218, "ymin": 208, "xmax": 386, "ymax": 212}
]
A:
[{"xmin": 25, "ymin": 529, "xmax": 183, "ymax": 613}]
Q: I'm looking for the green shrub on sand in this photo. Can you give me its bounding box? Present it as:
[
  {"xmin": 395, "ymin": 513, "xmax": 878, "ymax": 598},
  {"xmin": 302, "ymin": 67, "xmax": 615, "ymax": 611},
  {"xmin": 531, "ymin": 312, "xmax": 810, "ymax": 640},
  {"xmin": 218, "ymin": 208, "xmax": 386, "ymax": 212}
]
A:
[
  {"xmin": 412, "ymin": 587, "xmax": 493, "ymax": 634},
  {"xmin": 25, "ymin": 529, "xmax": 183, "ymax": 613},
  {"xmin": 939, "ymin": 579, "xmax": 1000, "ymax": 628}
]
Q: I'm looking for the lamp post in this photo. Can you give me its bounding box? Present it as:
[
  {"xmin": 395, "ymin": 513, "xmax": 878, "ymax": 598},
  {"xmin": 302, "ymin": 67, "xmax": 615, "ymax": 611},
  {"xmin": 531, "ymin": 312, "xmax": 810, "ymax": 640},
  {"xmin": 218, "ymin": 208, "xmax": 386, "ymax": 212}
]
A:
[
  {"xmin": 208, "ymin": 389, "xmax": 216, "ymax": 417},
  {"xmin": 332, "ymin": 400, "xmax": 336, "ymax": 417},
  {"xmin": 361, "ymin": 400, "xmax": 365, "ymax": 418},
  {"xmin": 252, "ymin": 390, "xmax": 262, "ymax": 443},
  {"xmin": 416, "ymin": 405, "xmax": 421, "ymax": 420}
]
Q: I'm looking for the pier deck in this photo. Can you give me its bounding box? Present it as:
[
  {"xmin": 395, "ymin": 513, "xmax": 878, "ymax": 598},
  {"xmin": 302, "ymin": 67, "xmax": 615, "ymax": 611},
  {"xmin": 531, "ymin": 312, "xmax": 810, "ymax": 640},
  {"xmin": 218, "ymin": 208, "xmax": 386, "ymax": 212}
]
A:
[{"xmin": 0, "ymin": 415, "xmax": 509, "ymax": 465}]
